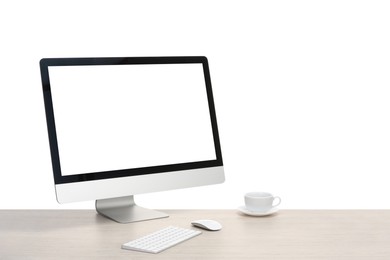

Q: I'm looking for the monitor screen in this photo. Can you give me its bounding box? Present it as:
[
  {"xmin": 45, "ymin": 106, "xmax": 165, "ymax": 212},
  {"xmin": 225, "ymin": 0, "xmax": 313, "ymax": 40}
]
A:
[
  {"xmin": 40, "ymin": 57, "xmax": 224, "ymax": 223},
  {"xmin": 48, "ymin": 63, "xmax": 216, "ymax": 177}
]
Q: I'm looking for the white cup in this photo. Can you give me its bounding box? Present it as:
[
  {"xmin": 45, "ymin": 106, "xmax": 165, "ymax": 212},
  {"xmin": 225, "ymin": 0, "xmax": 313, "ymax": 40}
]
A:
[{"xmin": 244, "ymin": 192, "xmax": 281, "ymax": 212}]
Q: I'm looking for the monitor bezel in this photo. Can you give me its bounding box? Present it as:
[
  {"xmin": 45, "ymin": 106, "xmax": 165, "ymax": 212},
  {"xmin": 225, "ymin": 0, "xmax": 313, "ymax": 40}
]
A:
[{"xmin": 40, "ymin": 56, "xmax": 223, "ymax": 185}]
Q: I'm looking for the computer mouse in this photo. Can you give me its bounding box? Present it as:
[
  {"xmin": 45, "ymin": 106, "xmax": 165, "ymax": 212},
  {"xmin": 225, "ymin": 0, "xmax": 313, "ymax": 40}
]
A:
[{"xmin": 191, "ymin": 219, "xmax": 222, "ymax": 231}]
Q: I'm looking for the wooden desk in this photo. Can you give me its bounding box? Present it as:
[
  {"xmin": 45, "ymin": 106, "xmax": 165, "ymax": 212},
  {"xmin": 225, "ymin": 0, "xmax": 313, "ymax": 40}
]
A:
[{"xmin": 1, "ymin": 210, "xmax": 390, "ymax": 259}]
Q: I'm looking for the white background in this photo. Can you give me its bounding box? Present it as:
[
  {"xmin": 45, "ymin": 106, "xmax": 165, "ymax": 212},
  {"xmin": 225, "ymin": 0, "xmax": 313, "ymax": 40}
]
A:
[{"xmin": 1, "ymin": 0, "xmax": 390, "ymax": 209}]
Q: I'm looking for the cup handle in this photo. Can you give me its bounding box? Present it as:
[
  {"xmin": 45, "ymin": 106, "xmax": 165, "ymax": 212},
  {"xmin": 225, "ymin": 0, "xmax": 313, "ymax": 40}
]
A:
[{"xmin": 272, "ymin": 196, "xmax": 281, "ymax": 207}]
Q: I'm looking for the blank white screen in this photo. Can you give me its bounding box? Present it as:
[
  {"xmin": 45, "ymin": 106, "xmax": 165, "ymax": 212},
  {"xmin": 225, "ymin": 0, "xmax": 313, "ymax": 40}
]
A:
[{"xmin": 48, "ymin": 63, "xmax": 216, "ymax": 176}]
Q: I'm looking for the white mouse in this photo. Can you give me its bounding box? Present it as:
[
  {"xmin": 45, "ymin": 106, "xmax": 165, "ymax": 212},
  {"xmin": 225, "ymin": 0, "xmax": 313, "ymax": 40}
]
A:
[{"xmin": 191, "ymin": 219, "xmax": 222, "ymax": 231}]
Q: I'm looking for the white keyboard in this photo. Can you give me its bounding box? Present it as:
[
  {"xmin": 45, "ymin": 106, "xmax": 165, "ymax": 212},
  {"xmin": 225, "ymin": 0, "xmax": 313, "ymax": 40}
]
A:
[{"xmin": 121, "ymin": 226, "xmax": 202, "ymax": 254}]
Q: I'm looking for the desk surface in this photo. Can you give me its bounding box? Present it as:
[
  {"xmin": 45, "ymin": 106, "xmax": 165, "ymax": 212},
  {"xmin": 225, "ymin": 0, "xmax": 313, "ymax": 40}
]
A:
[{"xmin": 1, "ymin": 209, "xmax": 390, "ymax": 259}]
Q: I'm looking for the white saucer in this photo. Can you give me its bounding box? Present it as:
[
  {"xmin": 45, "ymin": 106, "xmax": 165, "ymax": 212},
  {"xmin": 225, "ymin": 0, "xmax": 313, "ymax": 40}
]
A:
[{"xmin": 237, "ymin": 206, "xmax": 279, "ymax": 216}]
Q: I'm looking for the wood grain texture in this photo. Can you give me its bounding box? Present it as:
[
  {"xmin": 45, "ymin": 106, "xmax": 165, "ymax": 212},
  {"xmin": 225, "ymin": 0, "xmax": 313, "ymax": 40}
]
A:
[{"xmin": 1, "ymin": 210, "xmax": 390, "ymax": 259}]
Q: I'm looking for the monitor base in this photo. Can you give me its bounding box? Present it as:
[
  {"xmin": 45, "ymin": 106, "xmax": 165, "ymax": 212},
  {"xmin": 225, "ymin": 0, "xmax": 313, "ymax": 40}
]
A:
[{"xmin": 96, "ymin": 195, "xmax": 168, "ymax": 223}]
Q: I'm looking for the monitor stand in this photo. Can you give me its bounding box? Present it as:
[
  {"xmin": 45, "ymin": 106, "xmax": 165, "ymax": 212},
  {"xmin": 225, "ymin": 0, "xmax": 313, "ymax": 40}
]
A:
[{"xmin": 96, "ymin": 195, "xmax": 168, "ymax": 223}]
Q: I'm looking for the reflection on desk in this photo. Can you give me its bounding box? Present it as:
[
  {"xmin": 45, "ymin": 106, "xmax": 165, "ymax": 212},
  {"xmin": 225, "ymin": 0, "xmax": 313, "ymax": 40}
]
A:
[{"xmin": 1, "ymin": 209, "xmax": 390, "ymax": 259}]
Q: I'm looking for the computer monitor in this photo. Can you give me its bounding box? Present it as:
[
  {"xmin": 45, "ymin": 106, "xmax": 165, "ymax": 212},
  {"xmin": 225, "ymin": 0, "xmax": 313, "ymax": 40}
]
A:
[{"xmin": 40, "ymin": 56, "xmax": 225, "ymax": 223}]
